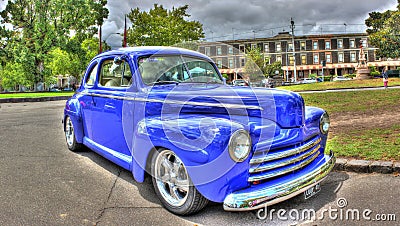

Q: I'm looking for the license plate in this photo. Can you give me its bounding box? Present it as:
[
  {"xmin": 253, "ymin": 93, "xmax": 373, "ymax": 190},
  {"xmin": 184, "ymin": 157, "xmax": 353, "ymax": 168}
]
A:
[{"xmin": 304, "ymin": 183, "xmax": 321, "ymax": 199}]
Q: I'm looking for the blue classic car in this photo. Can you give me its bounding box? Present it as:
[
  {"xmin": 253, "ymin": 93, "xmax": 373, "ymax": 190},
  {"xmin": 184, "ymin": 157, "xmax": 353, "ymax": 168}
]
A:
[{"xmin": 63, "ymin": 46, "xmax": 335, "ymax": 215}]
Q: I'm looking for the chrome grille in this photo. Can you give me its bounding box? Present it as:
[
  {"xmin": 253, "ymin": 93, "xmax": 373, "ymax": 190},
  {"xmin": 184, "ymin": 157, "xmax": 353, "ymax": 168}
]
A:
[{"xmin": 248, "ymin": 136, "xmax": 322, "ymax": 182}]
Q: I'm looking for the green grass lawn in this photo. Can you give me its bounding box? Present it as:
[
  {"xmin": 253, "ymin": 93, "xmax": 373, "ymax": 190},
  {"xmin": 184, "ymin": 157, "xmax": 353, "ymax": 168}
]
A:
[
  {"xmin": 326, "ymin": 126, "xmax": 400, "ymax": 161},
  {"xmin": 301, "ymin": 88, "xmax": 400, "ymax": 114},
  {"xmin": 0, "ymin": 91, "xmax": 74, "ymax": 98},
  {"xmin": 278, "ymin": 78, "xmax": 400, "ymax": 92},
  {"xmin": 302, "ymin": 89, "xmax": 400, "ymax": 161}
]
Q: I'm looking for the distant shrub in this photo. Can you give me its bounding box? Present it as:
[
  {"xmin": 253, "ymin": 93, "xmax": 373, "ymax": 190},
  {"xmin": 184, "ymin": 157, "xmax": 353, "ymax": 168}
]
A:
[
  {"xmin": 370, "ymin": 71, "xmax": 381, "ymax": 77},
  {"xmin": 344, "ymin": 74, "xmax": 356, "ymax": 78}
]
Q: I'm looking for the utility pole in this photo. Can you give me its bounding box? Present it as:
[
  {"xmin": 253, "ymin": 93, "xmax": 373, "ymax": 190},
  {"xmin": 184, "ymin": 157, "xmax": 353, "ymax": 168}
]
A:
[
  {"xmin": 99, "ymin": 25, "xmax": 102, "ymax": 53},
  {"xmin": 290, "ymin": 18, "xmax": 297, "ymax": 82},
  {"xmin": 123, "ymin": 15, "xmax": 127, "ymax": 47}
]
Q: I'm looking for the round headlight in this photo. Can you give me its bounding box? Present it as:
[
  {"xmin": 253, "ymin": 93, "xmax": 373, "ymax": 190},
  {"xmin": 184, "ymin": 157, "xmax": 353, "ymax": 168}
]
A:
[
  {"xmin": 228, "ymin": 130, "xmax": 251, "ymax": 162},
  {"xmin": 320, "ymin": 112, "xmax": 330, "ymax": 134}
]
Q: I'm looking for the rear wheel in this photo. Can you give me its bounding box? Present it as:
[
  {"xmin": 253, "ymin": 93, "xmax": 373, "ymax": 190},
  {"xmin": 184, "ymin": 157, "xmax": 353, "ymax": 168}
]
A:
[
  {"xmin": 64, "ymin": 116, "xmax": 83, "ymax": 152},
  {"xmin": 151, "ymin": 148, "xmax": 208, "ymax": 215}
]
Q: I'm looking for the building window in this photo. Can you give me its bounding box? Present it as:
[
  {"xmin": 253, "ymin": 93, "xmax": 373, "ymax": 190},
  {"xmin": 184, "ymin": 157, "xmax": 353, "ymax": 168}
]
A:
[
  {"xmin": 205, "ymin": 47, "xmax": 210, "ymax": 56},
  {"xmin": 276, "ymin": 43, "xmax": 281, "ymax": 52},
  {"xmin": 216, "ymin": 59, "xmax": 222, "ymax": 68},
  {"xmin": 326, "ymin": 54, "xmax": 331, "ymax": 63},
  {"xmin": 217, "ymin": 46, "xmax": 222, "ymax": 55},
  {"xmin": 276, "ymin": 55, "xmax": 282, "ymax": 63},
  {"xmin": 362, "ymin": 39, "xmax": 367, "ymax": 48},
  {"xmin": 338, "ymin": 52, "xmax": 344, "ymax": 62},
  {"xmin": 313, "ymin": 54, "xmax": 319, "ymax": 64},
  {"xmin": 228, "ymin": 58, "xmax": 234, "ymax": 68},
  {"xmin": 240, "ymin": 58, "xmax": 246, "ymax": 67},
  {"xmin": 264, "ymin": 44, "xmax": 269, "ymax": 53},
  {"xmin": 350, "ymin": 52, "xmax": 356, "ymax": 62},
  {"xmin": 301, "ymin": 55, "xmax": 306, "ymax": 64},
  {"xmin": 338, "ymin": 39, "xmax": 343, "ymax": 49},
  {"xmin": 239, "ymin": 45, "xmax": 245, "ymax": 53},
  {"xmin": 300, "ymin": 41, "xmax": 306, "ymax": 50},
  {"xmin": 288, "ymin": 43, "xmax": 293, "ymax": 51},
  {"xmin": 289, "ymin": 55, "xmax": 294, "ymax": 65},
  {"xmin": 228, "ymin": 47, "xmax": 233, "ymax": 55},
  {"xmin": 350, "ymin": 39, "xmax": 355, "ymax": 48},
  {"xmin": 251, "ymin": 43, "xmax": 257, "ymax": 50},
  {"xmin": 325, "ymin": 41, "xmax": 331, "ymax": 50},
  {"xmin": 313, "ymin": 41, "xmax": 318, "ymax": 50}
]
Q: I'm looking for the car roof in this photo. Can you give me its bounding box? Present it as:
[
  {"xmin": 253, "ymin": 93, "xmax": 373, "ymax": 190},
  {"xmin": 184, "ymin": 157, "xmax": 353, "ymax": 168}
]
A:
[{"xmin": 95, "ymin": 46, "xmax": 211, "ymax": 61}]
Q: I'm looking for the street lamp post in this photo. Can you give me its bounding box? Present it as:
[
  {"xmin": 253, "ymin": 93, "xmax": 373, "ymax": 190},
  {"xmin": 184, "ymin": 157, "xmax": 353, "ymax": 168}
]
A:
[{"xmin": 290, "ymin": 18, "xmax": 297, "ymax": 82}]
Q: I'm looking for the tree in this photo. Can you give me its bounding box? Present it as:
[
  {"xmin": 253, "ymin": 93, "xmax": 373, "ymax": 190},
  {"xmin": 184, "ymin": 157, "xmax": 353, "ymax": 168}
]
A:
[
  {"xmin": 244, "ymin": 47, "xmax": 282, "ymax": 82},
  {"xmin": 127, "ymin": 4, "xmax": 204, "ymax": 46},
  {"xmin": 0, "ymin": 0, "xmax": 108, "ymax": 89},
  {"xmin": 0, "ymin": 62, "xmax": 32, "ymax": 90},
  {"xmin": 365, "ymin": 1, "xmax": 400, "ymax": 58},
  {"xmin": 244, "ymin": 48, "xmax": 265, "ymax": 82}
]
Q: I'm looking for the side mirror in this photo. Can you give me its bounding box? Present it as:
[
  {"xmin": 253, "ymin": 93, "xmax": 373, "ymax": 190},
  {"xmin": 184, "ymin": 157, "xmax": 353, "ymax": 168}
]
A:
[{"xmin": 222, "ymin": 77, "xmax": 227, "ymax": 85}]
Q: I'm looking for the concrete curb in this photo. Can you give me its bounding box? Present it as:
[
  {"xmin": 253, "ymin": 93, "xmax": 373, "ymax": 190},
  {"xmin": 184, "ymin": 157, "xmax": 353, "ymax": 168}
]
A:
[
  {"xmin": 334, "ymin": 158, "xmax": 400, "ymax": 174},
  {"xmin": 0, "ymin": 96, "xmax": 71, "ymax": 103}
]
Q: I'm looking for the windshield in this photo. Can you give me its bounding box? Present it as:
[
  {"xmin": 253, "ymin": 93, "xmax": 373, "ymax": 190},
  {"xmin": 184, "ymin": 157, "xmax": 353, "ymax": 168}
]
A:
[{"xmin": 138, "ymin": 55, "xmax": 222, "ymax": 85}]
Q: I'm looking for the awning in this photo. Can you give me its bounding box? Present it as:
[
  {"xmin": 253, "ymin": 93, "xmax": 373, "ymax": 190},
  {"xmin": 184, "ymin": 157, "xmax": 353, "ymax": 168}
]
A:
[{"xmin": 219, "ymin": 68, "xmax": 244, "ymax": 74}]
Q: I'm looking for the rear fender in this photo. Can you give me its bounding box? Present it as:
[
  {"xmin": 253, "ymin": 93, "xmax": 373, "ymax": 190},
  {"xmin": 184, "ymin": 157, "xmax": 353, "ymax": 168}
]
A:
[{"xmin": 64, "ymin": 98, "xmax": 84, "ymax": 143}]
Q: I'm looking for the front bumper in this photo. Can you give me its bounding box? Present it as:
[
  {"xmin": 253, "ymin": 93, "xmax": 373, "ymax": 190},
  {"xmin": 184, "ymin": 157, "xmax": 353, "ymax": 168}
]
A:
[{"xmin": 223, "ymin": 150, "xmax": 335, "ymax": 211}]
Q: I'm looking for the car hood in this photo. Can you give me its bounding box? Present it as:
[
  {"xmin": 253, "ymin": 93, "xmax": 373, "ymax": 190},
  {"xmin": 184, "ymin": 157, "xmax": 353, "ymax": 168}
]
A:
[{"xmin": 142, "ymin": 84, "xmax": 304, "ymax": 128}]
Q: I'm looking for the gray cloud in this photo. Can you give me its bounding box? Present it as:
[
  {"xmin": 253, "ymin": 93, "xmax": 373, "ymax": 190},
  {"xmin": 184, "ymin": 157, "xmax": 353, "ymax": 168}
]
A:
[{"xmin": 106, "ymin": 0, "xmax": 397, "ymax": 42}]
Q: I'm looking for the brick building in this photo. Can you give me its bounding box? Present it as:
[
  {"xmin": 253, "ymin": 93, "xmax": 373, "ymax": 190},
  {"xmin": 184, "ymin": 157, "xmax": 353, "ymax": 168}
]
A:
[{"xmin": 198, "ymin": 32, "xmax": 400, "ymax": 82}]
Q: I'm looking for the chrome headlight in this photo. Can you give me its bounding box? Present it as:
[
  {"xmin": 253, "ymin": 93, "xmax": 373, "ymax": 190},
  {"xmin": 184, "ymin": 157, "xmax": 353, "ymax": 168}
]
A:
[
  {"xmin": 320, "ymin": 112, "xmax": 330, "ymax": 134},
  {"xmin": 228, "ymin": 130, "xmax": 251, "ymax": 162}
]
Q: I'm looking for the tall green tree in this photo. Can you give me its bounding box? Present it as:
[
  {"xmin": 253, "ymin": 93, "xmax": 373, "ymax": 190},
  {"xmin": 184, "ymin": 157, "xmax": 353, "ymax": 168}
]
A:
[
  {"xmin": 366, "ymin": 0, "xmax": 400, "ymax": 58},
  {"xmin": 0, "ymin": 0, "xmax": 108, "ymax": 89},
  {"xmin": 127, "ymin": 4, "xmax": 204, "ymax": 46},
  {"xmin": 244, "ymin": 47, "xmax": 282, "ymax": 82},
  {"xmin": 0, "ymin": 62, "xmax": 32, "ymax": 90}
]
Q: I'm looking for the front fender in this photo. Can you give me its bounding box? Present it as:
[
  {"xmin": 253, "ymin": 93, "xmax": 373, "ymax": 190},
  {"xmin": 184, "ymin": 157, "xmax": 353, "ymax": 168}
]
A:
[{"xmin": 132, "ymin": 114, "xmax": 255, "ymax": 202}]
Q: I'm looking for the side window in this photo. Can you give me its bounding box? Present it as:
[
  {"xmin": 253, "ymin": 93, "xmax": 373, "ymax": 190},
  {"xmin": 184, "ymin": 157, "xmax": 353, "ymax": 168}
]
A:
[
  {"xmin": 85, "ymin": 63, "xmax": 98, "ymax": 86},
  {"xmin": 99, "ymin": 58, "xmax": 132, "ymax": 87}
]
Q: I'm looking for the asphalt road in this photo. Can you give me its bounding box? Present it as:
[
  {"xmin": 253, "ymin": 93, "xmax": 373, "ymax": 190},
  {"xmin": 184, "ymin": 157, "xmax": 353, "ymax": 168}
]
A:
[{"xmin": 0, "ymin": 101, "xmax": 398, "ymax": 225}]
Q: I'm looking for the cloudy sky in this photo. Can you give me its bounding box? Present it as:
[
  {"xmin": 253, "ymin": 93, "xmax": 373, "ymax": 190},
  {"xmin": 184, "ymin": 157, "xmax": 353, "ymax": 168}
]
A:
[
  {"xmin": 103, "ymin": 0, "xmax": 397, "ymax": 46},
  {"xmin": 1, "ymin": 0, "xmax": 398, "ymax": 46}
]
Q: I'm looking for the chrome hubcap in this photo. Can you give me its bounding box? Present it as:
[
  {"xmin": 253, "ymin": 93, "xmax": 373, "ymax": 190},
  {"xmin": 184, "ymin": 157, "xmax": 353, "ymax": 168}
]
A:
[
  {"xmin": 65, "ymin": 117, "xmax": 74, "ymax": 146},
  {"xmin": 155, "ymin": 150, "xmax": 190, "ymax": 207}
]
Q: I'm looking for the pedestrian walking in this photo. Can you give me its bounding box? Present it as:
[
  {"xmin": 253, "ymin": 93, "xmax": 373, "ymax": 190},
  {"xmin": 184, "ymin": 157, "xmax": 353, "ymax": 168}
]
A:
[{"xmin": 383, "ymin": 72, "xmax": 389, "ymax": 89}]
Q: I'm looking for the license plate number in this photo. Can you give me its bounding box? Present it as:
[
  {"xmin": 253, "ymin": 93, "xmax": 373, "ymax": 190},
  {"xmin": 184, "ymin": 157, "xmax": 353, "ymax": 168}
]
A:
[{"xmin": 304, "ymin": 183, "xmax": 321, "ymax": 199}]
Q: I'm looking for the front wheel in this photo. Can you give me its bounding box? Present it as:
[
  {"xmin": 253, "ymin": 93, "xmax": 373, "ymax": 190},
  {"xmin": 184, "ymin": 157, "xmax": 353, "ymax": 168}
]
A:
[
  {"xmin": 151, "ymin": 149, "xmax": 208, "ymax": 215},
  {"xmin": 64, "ymin": 116, "xmax": 83, "ymax": 152}
]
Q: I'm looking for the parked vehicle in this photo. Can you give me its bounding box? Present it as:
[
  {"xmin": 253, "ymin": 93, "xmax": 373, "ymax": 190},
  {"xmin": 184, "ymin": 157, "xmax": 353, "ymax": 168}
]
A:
[
  {"xmin": 384, "ymin": 70, "xmax": 400, "ymax": 78},
  {"xmin": 333, "ymin": 76, "xmax": 352, "ymax": 81},
  {"xmin": 63, "ymin": 47, "xmax": 335, "ymax": 215},
  {"xmin": 232, "ymin": 79, "xmax": 249, "ymax": 86},
  {"xmin": 301, "ymin": 78, "xmax": 318, "ymax": 83}
]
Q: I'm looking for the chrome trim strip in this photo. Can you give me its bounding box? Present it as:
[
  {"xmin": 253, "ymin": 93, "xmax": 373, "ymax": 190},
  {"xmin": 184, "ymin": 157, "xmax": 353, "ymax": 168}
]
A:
[
  {"xmin": 249, "ymin": 144, "xmax": 321, "ymax": 173},
  {"xmin": 79, "ymin": 92, "xmax": 263, "ymax": 110},
  {"xmin": 248, "ymin": 150, "xmax": 321, "ymax": 182},
  {"xmin": 250, "ymin": 137, "xmax": 321, "ymax": 164},
  {"xmin": 223, "ymin": 151, "xmax": 335, "ymax": 211}
]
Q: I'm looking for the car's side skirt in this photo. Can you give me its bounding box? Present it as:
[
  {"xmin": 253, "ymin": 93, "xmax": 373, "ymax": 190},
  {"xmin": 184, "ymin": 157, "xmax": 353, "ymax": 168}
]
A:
[{"xmin": 83, "ymin": 137, "xmax": 132, "ymax": 171}]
